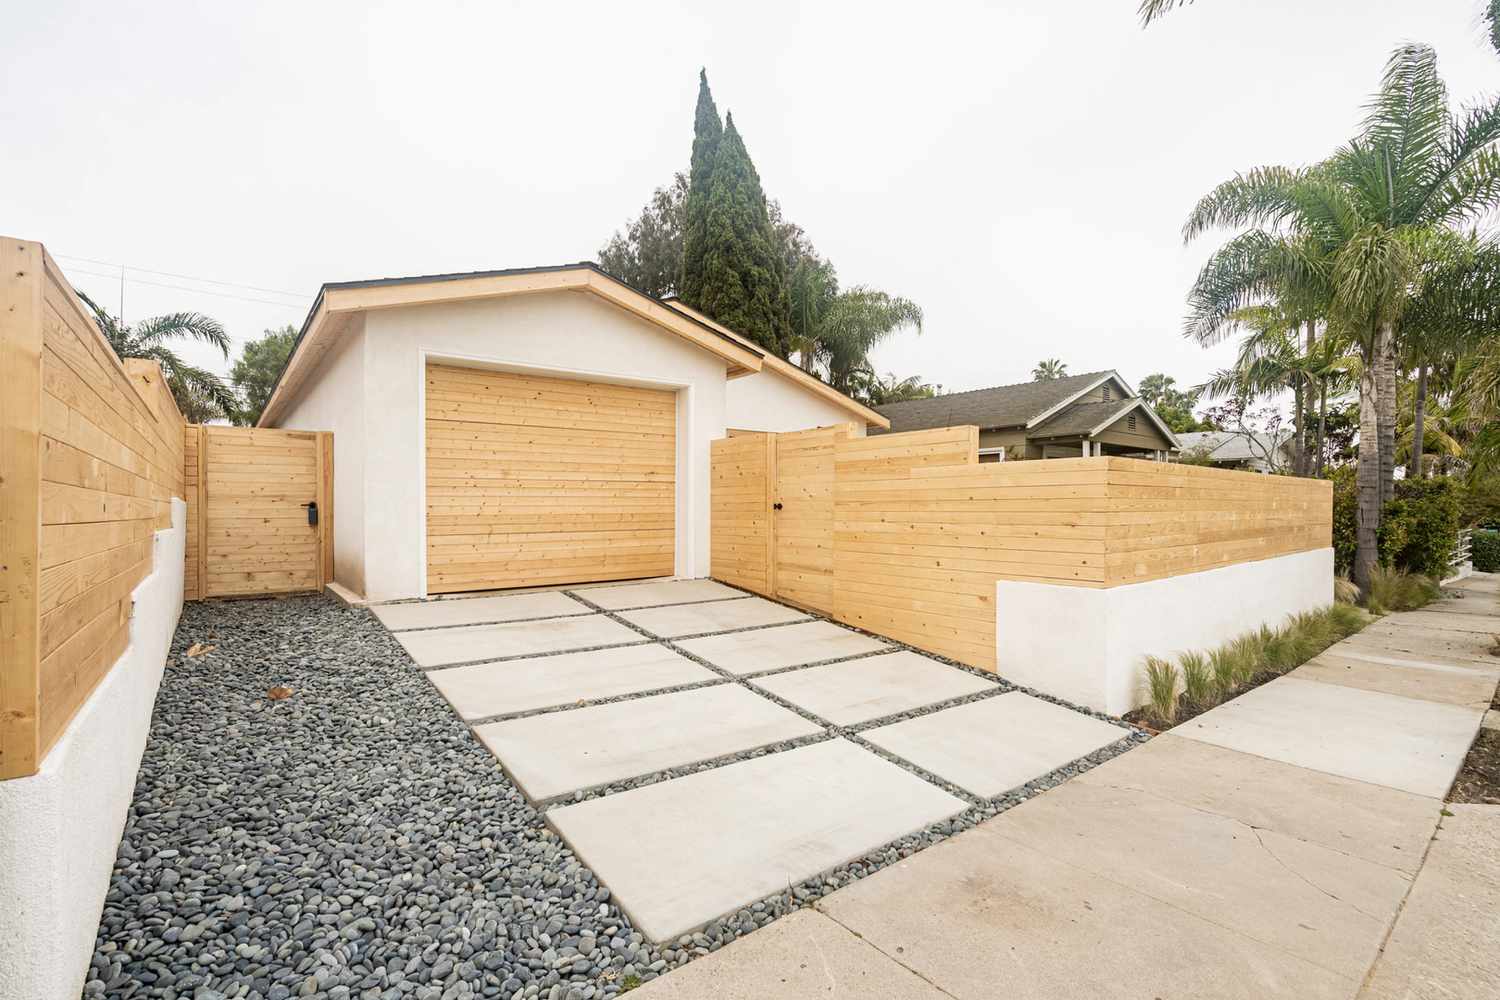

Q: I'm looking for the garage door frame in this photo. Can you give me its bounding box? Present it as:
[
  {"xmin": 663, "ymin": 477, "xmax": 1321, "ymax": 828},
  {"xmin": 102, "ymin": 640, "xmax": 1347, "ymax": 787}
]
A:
[{"xmin": 417, "ymin": 351, "xmax": 692, "ymax": 595}]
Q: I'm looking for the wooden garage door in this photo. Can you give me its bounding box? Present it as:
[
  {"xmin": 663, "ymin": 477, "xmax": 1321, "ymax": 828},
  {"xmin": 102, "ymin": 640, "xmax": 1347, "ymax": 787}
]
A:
[{"xmin": 425, "ymin": 364, "xmax": 676, "ymax": 593}]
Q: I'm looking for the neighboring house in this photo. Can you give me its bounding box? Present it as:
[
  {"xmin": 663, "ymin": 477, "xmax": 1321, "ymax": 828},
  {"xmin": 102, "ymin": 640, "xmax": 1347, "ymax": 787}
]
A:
[
  {"xmin": 257, "ymin": 263, "xmax": 886, "ymax": 602},
  {"xmin": 872, "ymin": 370, "xmax": 1179, "ymax": 461},
  {"xmin": 1175, "ymin": 430, "xmax": 1292, "ymax": 473}
]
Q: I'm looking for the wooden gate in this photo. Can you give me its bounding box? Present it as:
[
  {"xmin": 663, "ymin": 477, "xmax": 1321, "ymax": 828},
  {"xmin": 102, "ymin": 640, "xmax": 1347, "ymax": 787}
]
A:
[
  {"xmin": 770, "ymin": 425, "xmax": 849, "ymax": 613},
  {"xmin": 185, "ymin": 426, "xmax": 332, "ymax": 599}
]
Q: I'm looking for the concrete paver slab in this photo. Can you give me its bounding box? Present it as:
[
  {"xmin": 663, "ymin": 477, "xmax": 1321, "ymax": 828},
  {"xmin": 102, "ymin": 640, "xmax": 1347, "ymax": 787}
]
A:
[
  {"xmin": 1323, "ymin": 647, "xmax": 1500, "ymax": 675},
  {"xmin": 618, "ymin": 597, "xmax": 810, "ymax": 638},
  {"xmin": 427, "ymin": 644, "xmax": 717, "ymax": 720},
  {"xmin": 1077, "ymin": 734, "xmax": 1440, "ymax": 874},
  {"xmin": 370, "ymin": 591, "xmax": 588, "ymax": 631},
  {"xmin": 1345, "ymin": 625, "xmax": 1496, "ymax": 663},
  {"xmin": 1174, "ymin": 676, "xmax": 1482, "ymax": 797},
  {"xmin": 1384, "ymin": 609, "xmax": 1500, "ymax": 635},
  {"xmin": 581, "ymin": 579, "xmax": 747, "ymax": 610},
  {"xmin": 548, "ymin": 739, "xmax": 966, "ymax": 941},
  {"xmin": 985, "ymin": 779, "xmax": 1412, "ymax": 981},
  {"xmin": 1359, "ymin": 805, "xmax": 1500, "ymax": 1000},
  {"xmin": 396, "ymin": 614, "xmax": 641, "ymax": 667},
  {"xmin": 817, "ymin": 820, "xmax": 1357, "ymax": 1000},
  {"xmin": 1421, "ymin": 595, "xmax": 1500, "ymax": 616},
  {"xmin": 675, "ymin": 620, "xmax": 890, "ymax": 676},
  {"xmin": 475, "ymin": 685, "xmax": 820, "ymax": 802},
  {"xmin": 753, "ymin": 651, "xmax": 995, "ymax": 725},
  {"xmin": 862, "ymin": 692, "xmax": 1128, "ymax": 797},
  {"xmin": 628, "ymin": 909, "xmax": 951, "ymax": 1000},
  {"xmin": 1293, "ymin": 652, "xmax": 1498, "ymax": 708}
]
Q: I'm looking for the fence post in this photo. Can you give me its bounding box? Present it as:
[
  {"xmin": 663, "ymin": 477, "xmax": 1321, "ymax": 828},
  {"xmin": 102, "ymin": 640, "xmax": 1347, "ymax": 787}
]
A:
[{"xmin": 0, "ymin": 239, "xmax": 43, "ymax": 779}]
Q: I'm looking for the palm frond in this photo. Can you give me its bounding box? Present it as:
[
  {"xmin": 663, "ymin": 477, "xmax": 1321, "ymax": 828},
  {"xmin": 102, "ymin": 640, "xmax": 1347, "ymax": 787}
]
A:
[
  {"xmin": 1138, "ymin": 0, "xmax": 1194, "ymax": 26},
  {"xmin": 131, "ymin": 311, "xmax": 231, "ymax": 357},
  {"xmin": 1181, "ymin": 166, "xmax": 1311, "ymax": 243}
]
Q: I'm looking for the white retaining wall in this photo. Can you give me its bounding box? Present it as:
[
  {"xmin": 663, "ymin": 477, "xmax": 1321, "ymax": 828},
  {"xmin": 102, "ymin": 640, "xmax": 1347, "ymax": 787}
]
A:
[
  {"xmin": 0, "ymin": 499, "xmax": 186, "ymax": 1000},
  {"xmin": 996, "ymin": 547, "xmax": 1335, "ymax": 715}
]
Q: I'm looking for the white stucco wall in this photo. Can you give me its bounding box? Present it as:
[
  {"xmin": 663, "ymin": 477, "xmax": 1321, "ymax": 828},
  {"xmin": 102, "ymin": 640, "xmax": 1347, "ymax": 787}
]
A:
[
  {"xmin": 723, "ymin": 365, "xmax": 869, "ymax": 435},
  {"xmin": 356, "ymin": 292, "xmax": 730, "ymax": 601},
  {"xmin": 277, "ymin": 319, "xmax": 367, "ymax": 595},
  {"xmin": 995, "ymin": 547, "xmax": 1335, "ymax": 715},
  {"xmin": 0, "ymin": 500, "xmax": 185, "ymax": 1000}
]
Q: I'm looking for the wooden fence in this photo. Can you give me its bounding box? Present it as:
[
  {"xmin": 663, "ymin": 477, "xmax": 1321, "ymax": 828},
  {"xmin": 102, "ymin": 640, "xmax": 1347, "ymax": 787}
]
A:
[
  {"xmin": 710, "ymin": 425, "xmax": 1332, "ymax": 671},
  {"xmin": 2, "ymin": 240, "xmax": 186, "ymax": 779}
]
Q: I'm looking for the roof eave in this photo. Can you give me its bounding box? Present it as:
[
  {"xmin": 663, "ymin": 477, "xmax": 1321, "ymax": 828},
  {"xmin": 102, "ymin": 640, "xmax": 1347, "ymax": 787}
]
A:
[{"xmin": 1023, "ymin": 371, "xmax": 1121, "ymax": 430}]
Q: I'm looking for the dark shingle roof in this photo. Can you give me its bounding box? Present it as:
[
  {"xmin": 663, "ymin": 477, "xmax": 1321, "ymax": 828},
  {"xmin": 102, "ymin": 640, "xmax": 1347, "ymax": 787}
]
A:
[
  {"xmin": 1031, "ymin": 399, "xmax": 1138, "ymax": 437},
  {"xmin": 872, "ymin": 371, "xmax": 1113, "ymax": 433}
]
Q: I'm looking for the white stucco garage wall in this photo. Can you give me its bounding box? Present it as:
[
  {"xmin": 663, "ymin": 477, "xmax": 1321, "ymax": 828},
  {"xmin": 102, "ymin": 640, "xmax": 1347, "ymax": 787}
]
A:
[
  {"xmin": 277, "ymin": 319, "xmax": 367, "ymax": 595},
  {"xmin": 0, "ymin": 500, "xmax": 185, "ymax": 1000},
  {"xmin": 724, "ymin": 366, "xmax": 870, "ymax": 435},
  {"xmin": 995, "ymin": 547, "xmax": 1335, "ymax": 715},
  {"xmin": 358, "ymin": 292, "xmax": 729, "ymax": 601}
]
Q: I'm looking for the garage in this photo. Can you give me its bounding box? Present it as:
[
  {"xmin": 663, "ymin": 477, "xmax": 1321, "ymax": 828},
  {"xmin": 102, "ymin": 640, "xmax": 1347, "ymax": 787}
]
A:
[{"xmin": 423, "ymin": 363, "xmax": 677, "ymax": 593}]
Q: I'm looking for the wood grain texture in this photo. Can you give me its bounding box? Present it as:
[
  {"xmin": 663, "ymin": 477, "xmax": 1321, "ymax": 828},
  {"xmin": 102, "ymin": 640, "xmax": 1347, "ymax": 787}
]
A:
[
  {"xmin": 709, "ymin": 425, "xmax": 1332, "ymax": 676},
  {"xmin": 12, "ymin": 246, "xmax": 188, "ymax": 770},
  {"xmin": 425, "ymin": 364, "xmax": 676, "ymax": 593},
  {"xmin": 194, "ymin": 426, "xmax": 323, "ymax": 598}
]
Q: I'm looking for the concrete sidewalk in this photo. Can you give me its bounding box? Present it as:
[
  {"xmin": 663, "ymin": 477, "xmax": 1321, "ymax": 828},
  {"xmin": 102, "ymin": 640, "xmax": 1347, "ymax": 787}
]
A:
[{"xmin": 635, "ymin": 575, "xmax": 1500, "ymax": 999}]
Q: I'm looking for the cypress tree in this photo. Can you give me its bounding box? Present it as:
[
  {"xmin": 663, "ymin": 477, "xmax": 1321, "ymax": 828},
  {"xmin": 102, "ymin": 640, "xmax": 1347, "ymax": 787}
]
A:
[
  {"xmin": 695, "ymin": 112, "xmax": 792, "ymax": 355},
  {"xmin": 679, "ymin": 70, "xmax": 722, "ymax": 306}
]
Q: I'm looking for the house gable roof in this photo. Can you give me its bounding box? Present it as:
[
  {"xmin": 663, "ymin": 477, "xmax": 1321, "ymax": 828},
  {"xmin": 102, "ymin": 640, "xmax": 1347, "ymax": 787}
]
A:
[
  {"xmin": 872, "ymin": 370, "xmax": 1116, "ymax": 433},
  {"xmin": 659, "ymin": 298, "xmax": 890, "ymax": 429},
  {"xmin": 258, "ymin": 263, "xmax": 764, "ymax": 427},
  {"xmin": 1031, "ymin": 397, "xmax": 1181, "ymax": 447}
]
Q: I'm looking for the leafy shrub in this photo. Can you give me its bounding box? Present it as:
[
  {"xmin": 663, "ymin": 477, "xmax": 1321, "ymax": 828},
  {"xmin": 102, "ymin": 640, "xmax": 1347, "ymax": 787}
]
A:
[
  {"xmin": 1380, "ymin": 478, "xmax": 1461, "ymax": 579},
  {"xmin": 1474, "ymin": 529, "xmax": 1500, "ymax": 573},
  {"xmin": 1330, "ymin": 471, "xmax": 1461, "ymax": 579}
]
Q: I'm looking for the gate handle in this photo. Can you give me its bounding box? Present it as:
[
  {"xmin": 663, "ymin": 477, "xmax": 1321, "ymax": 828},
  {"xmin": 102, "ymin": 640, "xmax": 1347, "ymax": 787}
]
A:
[
  {"xmin": 301, "ymin": 501, "xmax": 319, "ymax": 526},
  {"xmin": 772, "ymin": 502, "xmax": 783, "ymax": 510}
]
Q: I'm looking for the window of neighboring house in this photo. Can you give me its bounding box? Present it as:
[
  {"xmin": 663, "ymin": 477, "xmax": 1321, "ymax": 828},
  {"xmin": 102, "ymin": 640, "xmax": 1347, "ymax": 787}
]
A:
[{"xmin": 978, "ymin": 446, "xmax": 1006, "ymax": 463}]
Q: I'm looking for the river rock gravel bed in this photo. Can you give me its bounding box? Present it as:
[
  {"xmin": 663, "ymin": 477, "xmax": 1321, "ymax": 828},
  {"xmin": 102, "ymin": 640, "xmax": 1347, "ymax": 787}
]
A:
[{"xmin": 88, "ymin": 596, "xmax": 667, "ymax": 1000}]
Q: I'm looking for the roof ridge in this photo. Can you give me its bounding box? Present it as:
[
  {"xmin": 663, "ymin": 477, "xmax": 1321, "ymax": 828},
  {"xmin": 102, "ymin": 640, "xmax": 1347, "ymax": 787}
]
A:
[{"xmin": 876, "ymin": 370, "xmax": 1114, "ymax": 409}]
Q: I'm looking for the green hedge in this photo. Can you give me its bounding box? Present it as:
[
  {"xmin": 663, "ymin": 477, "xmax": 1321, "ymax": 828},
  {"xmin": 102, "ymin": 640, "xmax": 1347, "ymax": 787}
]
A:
[
  {"xmin": 1475, "ymin": 529, "xmax": 1500, "ymax": 573},
  {"xmin": 1330, "ymin": 470, "xmax": 1461, "ymax": 579}
]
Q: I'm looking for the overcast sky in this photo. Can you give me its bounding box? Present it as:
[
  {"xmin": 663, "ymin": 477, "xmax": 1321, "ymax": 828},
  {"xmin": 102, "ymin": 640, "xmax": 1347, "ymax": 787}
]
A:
[{"xmin": 6, "ymin": 1, "xmax": 1496, "ymax": 402}]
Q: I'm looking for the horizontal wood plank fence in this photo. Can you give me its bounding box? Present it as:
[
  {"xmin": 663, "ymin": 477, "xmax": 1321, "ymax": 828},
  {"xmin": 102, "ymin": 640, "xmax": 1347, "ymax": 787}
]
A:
[
  {"xmin": 710, "ymin": 425, "xmax": 1332, "ymax": 671},
  {"xmin": 2, "ymin": 240, "xmax": 186, "ymax": 779}
]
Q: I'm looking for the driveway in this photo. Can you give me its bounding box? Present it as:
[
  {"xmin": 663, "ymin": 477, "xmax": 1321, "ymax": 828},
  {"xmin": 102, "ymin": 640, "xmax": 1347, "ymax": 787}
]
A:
[{"xmin": 373, "ymin": 579, "xmax": 1139, "ymax": 947}]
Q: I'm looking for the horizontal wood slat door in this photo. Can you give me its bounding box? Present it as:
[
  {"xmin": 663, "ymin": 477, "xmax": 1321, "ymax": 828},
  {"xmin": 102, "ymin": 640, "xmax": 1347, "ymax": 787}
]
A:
[
  {"xmin": 771, "ymin": 424, "xmax": 848, "ymax": 614},
  {"xmin": 424, "ymin": 364, "xmax": 676, "ymax": 593},
  {"xmin": 199, "ymin": 427, "xmax": 325, "ymax": 598}
]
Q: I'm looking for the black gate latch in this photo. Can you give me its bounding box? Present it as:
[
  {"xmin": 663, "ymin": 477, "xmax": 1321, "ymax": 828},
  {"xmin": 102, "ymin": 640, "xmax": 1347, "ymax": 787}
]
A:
[{"xmin": 302, "ymin": 501, "xmax": 319, "ymax": 526}]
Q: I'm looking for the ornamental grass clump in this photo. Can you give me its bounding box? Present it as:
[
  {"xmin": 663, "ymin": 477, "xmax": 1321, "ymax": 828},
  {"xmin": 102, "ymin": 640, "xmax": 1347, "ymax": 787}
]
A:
[
  {"xmin": 1327, "ymin": 602, "xmax": 1368, "ymax": 636},
  {"xmin": 1143, "ymin": 655, "xmax": 1180, "ymax": 723},
  {"xmin": 1179, "ymin": 651, "xmax": 1214, "ymax": 706},
  {"xmin": 1365, "ymin": 566, "xmax": 1441, "ymax": 615},
  {"xmin": 1209, "ymin": 645, "xmax": 1240, "ymax": 695}
]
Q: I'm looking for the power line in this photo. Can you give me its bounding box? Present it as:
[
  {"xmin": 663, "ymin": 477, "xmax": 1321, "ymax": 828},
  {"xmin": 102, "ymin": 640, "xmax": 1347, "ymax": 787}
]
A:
[
  {"xmin": 65, "ymin": 266, "xmax": 311, "ymax": 310},
  {"xmin": 54, "ymin": 252, "xmax": 310, "ymax": 301}
]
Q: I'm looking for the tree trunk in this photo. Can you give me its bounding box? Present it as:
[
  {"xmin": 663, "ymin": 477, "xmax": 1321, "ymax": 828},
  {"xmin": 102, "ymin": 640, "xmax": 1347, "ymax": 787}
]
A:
[
  {"xmin": 1316, "ymin": 380, "xmax": 1327, "ymax": 476},
  {"xmin": 1292, "ymin": 378, "xmax": 1306, "ymax": 476},
  {"xmin": 1376, "ymin": 323, "xmax": 1397, "ymax": 506},
  {"xmin": 1301, "ymin": 320, "xmax": 1316, "ymax": 476},
  {"xmin": 1354, "ymin": 351, "xmax": 1381, "ymax": 594},
  {"xmin": 1411, "ymin": 362, "xmax": 1428, "ymax": 479}
]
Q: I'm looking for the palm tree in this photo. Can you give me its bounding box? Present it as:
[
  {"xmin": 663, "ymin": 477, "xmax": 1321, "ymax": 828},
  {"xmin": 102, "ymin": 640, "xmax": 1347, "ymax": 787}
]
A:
[
  {"xmin": 1139, "ymin": 0, "xmax": 1500, "ymax": 57},
  {"xmin": 1032, "ymin": 358, "xmax": 1068, "ymax": 381},
  {"xmin": 1180, "ymin": 44, "xmax": 1500, "ymax": 592},
  {"xmin": 852, "ymin": 371, "xmax": 940, "ymax": 406},
  {"xmin": 789, "ymin": 286, "xmax": 923, "ymax": 395},
  {"xmin": 77, "ymin": 289, "xmax": 236, "ymax": 422}
]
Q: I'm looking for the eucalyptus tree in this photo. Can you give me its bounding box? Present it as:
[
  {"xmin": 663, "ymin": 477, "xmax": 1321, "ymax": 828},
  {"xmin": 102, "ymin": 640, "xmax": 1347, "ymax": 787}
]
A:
[{"xmin": 77, "ymin": 289, "xmax": 236, "ymax": 422}]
